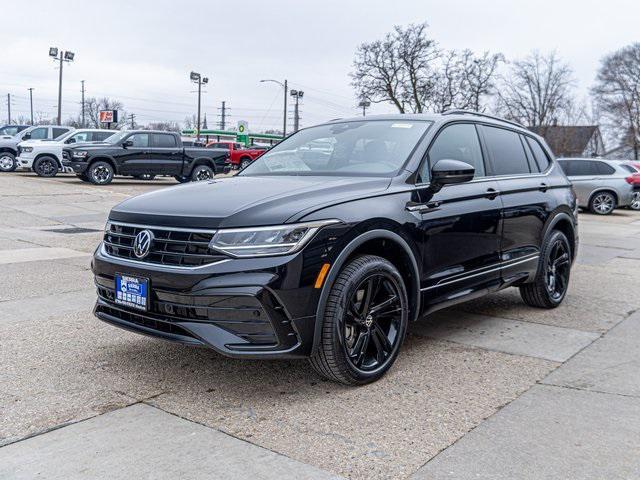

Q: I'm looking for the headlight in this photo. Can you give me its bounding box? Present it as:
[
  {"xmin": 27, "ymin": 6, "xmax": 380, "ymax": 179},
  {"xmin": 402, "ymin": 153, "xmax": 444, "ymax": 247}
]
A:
[
  {"xmin": 209, "ymin": 219, "xmax": 340, "ymax": 257},
  {"xmin": 72, "ymin": 151, "xmax": 88, "ymax": 159},
  {"xmin": 22, "ymin": 147, "xmax": 33, "ymax": 153}
]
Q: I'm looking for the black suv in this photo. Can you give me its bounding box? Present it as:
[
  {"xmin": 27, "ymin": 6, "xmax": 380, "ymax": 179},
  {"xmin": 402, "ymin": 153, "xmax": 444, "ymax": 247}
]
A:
[{"xmin": 92, "ymin": 111, "xmax": 578, "ymax": 385}]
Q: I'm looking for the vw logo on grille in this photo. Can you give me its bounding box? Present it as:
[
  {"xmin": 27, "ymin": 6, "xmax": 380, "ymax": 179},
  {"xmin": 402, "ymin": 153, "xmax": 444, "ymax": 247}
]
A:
[{"xmin": 133, "ymin": 230, "xmax": 154, "ymax": 258}]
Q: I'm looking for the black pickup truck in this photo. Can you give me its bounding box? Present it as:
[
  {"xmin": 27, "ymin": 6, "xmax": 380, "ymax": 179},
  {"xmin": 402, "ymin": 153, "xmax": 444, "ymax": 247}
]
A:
[{"xmin": 62, "ymin": 130, "xmax": 228, "ymax": 185}]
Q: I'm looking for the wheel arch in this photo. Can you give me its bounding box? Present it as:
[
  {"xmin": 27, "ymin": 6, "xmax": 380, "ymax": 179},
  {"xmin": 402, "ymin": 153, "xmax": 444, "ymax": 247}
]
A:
[
  {"xmin": 588, "ymin": 188, "xmax": 618, "ymax": 206},
  {"xmin": 542, "ymin": 210, "xmax": 577, "ymax": 263},
  {"xmin": 190, "ymin": 157, "xmax": 217, "ymax": 173},
  {"xmin": 0, "ymin": 147, "xmax": 18, "ymax": 156},
  {"xmin": 34, "ymin": 153, "xmax": 62, "ymax": 169},
  {"xmin": 88, "ymin": 156, "xmax": 118, "ymax": 174},
  {"xmin": 311, "ymin": 229, "xmax": 421, "ymax": 355}
]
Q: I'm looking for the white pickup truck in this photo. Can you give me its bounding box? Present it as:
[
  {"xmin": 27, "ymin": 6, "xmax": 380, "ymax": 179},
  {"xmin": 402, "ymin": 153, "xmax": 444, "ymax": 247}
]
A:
[
  {"xmin": 17, "ymin": 129, "xmax": 116, "ymax": 177},
  {"xmin": 0, "ymin": 125, "xmax": 73, "ymax": 172}
]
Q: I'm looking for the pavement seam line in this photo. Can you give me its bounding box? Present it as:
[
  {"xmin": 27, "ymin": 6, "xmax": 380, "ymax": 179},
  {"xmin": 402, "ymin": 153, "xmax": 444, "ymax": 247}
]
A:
[{"xmin": 540, "ymin": 381, "xmax": 640, "ymax": 399}]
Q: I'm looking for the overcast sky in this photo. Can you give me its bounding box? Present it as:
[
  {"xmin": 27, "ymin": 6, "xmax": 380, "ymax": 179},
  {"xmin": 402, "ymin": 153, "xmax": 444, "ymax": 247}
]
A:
[{"xmin": 2, "ymin": 0, "xmax": 638, "ymax": 131}]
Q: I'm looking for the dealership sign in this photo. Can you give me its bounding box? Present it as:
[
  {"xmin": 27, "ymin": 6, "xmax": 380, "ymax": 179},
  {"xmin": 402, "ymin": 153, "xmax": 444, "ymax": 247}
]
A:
[
  {"xmin": 99, "ymin": 110, "xmax": 118, "ymax": 124},
  {"xmin": 237, "ymin": 120, "xmax": 249, "ymax": 146}
]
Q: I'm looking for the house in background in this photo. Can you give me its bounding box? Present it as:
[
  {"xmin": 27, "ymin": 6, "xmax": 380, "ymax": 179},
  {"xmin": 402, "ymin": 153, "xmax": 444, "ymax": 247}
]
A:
[{"xmin": 528, "ymin": 125, "xmax": 605, "ymax": 158}]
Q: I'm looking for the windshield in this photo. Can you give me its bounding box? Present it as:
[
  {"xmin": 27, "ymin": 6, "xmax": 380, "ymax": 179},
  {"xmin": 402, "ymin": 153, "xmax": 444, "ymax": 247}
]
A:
[
  {"xmin": 0, "ymin": 126, "xmax": 23, "ymax": 137},
  {"xmin": 104, "ymin": 131, "xmax": 128, "ymax": 144},
  {"xmin": 240, "ymin": 120, "xmax": 432, "ymax": 177}
]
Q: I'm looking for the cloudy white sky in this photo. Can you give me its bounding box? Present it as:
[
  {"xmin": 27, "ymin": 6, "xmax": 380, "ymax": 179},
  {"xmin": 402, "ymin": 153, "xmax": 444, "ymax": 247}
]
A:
[{"xmin": 1, "ymin": 0, "xmax": 638, "ymax": 131}]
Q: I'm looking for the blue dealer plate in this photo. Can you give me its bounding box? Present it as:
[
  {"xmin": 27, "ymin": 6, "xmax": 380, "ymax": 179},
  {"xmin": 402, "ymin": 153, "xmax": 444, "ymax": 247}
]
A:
[{"xmin": 115, "ymin": 274, "xmax": 149, "ymax": 311}]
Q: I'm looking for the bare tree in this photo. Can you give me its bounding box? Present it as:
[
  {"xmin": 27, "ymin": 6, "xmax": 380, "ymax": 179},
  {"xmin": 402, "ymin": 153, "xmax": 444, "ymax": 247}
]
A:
[
  {"xmin": 351, "ymin": 23, "xmax": 502, "ymax": 114},
  {"xmin": 496, "ymin": 51, "xmax": 576, "ymax": 127},
  {"xmin": 183, "ymin": 114, "xmax": 198, "ymax": 129},
  {"xmin": 591, "ymin": 43, "xmax": 640, "ymax": 159},
  {"xmin": 83, "ymin": 97, "xmax": 127, "ymax": 129},
  {"xmin": 145, "ymin": 121, "xmax": 181, "ymax": 132}
]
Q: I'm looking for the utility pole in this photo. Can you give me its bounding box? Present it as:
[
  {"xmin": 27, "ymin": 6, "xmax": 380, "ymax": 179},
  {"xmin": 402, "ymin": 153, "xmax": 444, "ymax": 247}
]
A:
[
  {"xmin": 80, "ymin": 81, "xmax": 85, "ymax": 127},
  {"xmin": 48, "ymin": 47, "xmax": 75, "ymax": 125},
  {"xmin": 6, "ymin": 94, "xmax": 11, "ymax": 124},
  {"xmin": 260, "ymin": 79, "xmax": 288, "ymax": 137},
  {"xmin": 290, "ymin": 90, "xmax": 304, "ymax": 132},
  {"xmin": 218, "ymin": 101, "xmax": 228, "ymax": 130},
  {"xmin": 128, "ymin": 113, "xmax": 136, "ymax": 129},
  {"xmin": 28, "ymin": 88, "xmax": 34, "ymax": 125},
  {"xmin": 358, "ymin": 99, "xmax": 371, "ymax": 117},
  {"xmin": 190, "ymin": 71, "xmax": 209, "ymax": 141}
]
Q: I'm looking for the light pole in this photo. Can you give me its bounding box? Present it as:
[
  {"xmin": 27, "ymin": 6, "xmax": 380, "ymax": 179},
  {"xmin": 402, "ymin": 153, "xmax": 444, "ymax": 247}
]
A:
[
  {"xmin": 358, "ymin": 100, "xmax": 371, "ymax": 117},
  {"xmin": 49, "ymin": 48, "xmax": 75, "ymax": 125},
  {"xmin": 290, "ymin": 90, "xmax": 304, "ymax": 132},
  {"xmin": 190, "ymin": 71, "xmax": 209, "ymax": 141},
  {"xmin": 28, "ymin": 88, "xmax": 34, "ymax": 125},
  {"xmin": 260, "ymin": 79, "xmax": 288, "ymax": 137}
]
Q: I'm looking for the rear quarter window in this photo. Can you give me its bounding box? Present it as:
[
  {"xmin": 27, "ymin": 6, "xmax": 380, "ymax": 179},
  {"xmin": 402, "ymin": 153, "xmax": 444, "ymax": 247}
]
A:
[{"xmin": 525, "ymin": 137, "xmax": 551, "ymax": 172}]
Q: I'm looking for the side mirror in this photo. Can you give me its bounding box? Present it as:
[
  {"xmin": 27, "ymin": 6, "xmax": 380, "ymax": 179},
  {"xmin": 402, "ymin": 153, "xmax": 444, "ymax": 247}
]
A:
[
  {"xmin": 122, "ymin": 140, "xmax": 134, "ymax": 148},
  {"xmin": 22, "ymin": 132, "xmax": 31, "ymax": 140},
  {"xmin": 66, "ymin": 137, "xmax": 76, "ymax": 144},
  {"xmin": 431, "ymin": 159, "xmax": 475, "ymax": 186}
]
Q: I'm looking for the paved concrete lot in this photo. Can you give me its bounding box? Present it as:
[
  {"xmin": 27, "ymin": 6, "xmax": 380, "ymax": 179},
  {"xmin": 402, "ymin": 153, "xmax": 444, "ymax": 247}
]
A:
[{"xmin": 1, "ymin": 171, "xmax": 639, "ymax": 479}]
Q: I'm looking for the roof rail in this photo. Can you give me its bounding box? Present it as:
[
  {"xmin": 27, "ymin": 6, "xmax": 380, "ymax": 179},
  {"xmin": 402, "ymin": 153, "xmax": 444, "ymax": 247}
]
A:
[{"xmin": 442, "ymin": 109, "xmax": 526, "ymax": 129}]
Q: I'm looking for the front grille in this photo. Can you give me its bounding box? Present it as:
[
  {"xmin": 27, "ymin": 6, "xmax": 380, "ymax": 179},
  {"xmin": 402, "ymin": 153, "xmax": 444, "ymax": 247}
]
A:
[{"xmin": 104, "ymin": 222, "xmax": 227, "ymax": 267}]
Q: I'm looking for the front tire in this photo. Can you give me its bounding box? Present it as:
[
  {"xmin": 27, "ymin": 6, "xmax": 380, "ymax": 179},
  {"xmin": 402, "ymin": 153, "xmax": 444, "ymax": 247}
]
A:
[
  {"xmin": 520, "ymin": 230, "xmax": 571, "ymax": 308},
  {"xmin": 310, "ymin": 255, "xmax": 409, "ymax": 385},
  {"xmin": 0, "ymin": 152, "xmax": 17, "ymax": 172},
  {"xmin": 191, "ymin": 164, "xmax": 214, "ymax": 182},
  {"xmin": 589, "ymin": 191, "xmax": 616, "ymax": 215},
  {"xmin": 88, "ymin": 161, "xmax": 114, "ymax": 185},
  {"xmin": 33, "ymin": 156, "xmax": 59, "ymax": 177}
]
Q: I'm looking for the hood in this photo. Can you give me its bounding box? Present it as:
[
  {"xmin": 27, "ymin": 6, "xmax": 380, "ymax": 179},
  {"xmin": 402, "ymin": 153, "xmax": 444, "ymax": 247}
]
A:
[
  {"xmin": 0, "ymin": 137, "xmax": 19, "ymax": 147},
  {"xmin": 109, "ymin": 175, "xmax": 391, "ymax": 229}
]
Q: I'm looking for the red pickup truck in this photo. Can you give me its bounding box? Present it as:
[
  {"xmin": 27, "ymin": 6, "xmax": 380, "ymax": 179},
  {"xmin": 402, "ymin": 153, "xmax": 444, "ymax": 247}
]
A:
[{"xmin": 206, "ymin": 141, "xmax": 266, "ymax": 169}]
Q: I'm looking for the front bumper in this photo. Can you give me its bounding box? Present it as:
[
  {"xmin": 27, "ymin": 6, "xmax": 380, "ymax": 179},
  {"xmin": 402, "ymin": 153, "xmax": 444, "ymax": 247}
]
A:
[
  {"xmin": 16, "ymin": 154, "xmax": 35, "ymax": 169},
  {"xmin": 62, "ymin": 159, "xmax": 88, "ymax": 174},
  {"xmin": 92, "ymin": 241, "xmax": 327, "ymax": 359}
]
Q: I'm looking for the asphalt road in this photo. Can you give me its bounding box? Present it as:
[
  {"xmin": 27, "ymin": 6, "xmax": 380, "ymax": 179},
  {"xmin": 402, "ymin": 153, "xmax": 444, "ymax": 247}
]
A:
[{"xmin": 1, "ymin": 172, "xmax": 639, "ymax": 479}]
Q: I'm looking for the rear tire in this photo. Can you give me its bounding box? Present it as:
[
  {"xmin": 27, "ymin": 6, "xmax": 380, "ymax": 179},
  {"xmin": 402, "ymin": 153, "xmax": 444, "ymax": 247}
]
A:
[
  {"xmin": 520, "ymin": 230, "xmax": 571, "ymax": 309},
  {"xmin": 240, "ymin": 158, "xmax": 251, "ymax": 169},
  {"xmin": 630, "ymin": 192, "xmax": 640, "ymax": 211},
  {"xmin": 88, "ymin": 161, "xmax": 114, "ymax": 185},
  {"xmin": 33, "ymin": 156, "xmax": 59, "ymax": 177},
  {"xmin": 589, "ymin": 191, "xmax": 616, "ymax": 215},
  {"xmin": 0, "ymin": 152, "xmax": 17, "ymax": 172},
  {"xmin": 191, "ymin": 164, "xmax": 214, "ymax": 182},
  {"xmin": 309, "ymin": 255, "xmax": 409, "ymax": 385}
]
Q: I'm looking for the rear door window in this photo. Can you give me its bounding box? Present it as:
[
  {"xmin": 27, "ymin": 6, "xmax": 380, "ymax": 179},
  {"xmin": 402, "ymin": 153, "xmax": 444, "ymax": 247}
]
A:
[
  {"xmin": 424, "ymin": 123, "xmax": 486, "ymax": 179},
  {"xmin": 94, "ymin": 131, "xmax": 114, "ymax": 141},
  {"xmin": 152, "ymin": 134, "xmax": 177, "ymax": 148},
  {"xmin": 569, "ymin": 161, "xmax": 597, "ymax": 176},
  {"xmin": 52, "ymin": 128, "xmax": 69, "ymax": 139},
  {"xmin": 482, "ymin": 126, "xmax": 531, "ymax": 176}
]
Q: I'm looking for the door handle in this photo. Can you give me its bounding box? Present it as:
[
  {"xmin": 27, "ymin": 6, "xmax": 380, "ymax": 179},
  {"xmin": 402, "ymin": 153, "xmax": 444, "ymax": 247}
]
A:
[
  {"xmin": 539, "ymin": 182, "xmax": 549, "ymax": 192},
  {"xmin": 485, "ymin": 188, "xmax": 500, "ymax": 199}
]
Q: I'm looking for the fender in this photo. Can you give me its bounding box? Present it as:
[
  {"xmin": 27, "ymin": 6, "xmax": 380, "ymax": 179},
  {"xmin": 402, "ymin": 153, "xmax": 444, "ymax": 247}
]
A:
[
  {"xmin": 311, "ymin": 229, "xmax": 421, "ymax": 355},
  {"xmin": 189, "ymin": 157, "xmax": 217, "ymax": 174},
  {"xmin": 541, "ymin": 208, "xmax": 578, "ymax": 261}
]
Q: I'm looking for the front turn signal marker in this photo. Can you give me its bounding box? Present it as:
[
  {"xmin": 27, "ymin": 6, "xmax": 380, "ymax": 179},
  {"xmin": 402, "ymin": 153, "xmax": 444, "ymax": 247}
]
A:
[{"xmin": 314, "ymin": 263, "xmax": 331, "ymax": 289}]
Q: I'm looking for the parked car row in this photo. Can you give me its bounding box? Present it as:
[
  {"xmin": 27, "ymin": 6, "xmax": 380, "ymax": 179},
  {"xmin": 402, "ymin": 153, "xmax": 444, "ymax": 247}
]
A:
[
  {"xmin": 557, "ymin": 158, "xmax": 640, "ymax": 214},
  {"xmin": 0, "ymin": 124, "xmax": 270, "ymax": 185}
]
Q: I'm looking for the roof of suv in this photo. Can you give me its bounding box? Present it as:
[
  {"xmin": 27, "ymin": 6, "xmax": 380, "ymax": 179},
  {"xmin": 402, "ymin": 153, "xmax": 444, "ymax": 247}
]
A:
[{"xmin": 327, "ymin": 110, "xmax": 533, "ymax": 135}]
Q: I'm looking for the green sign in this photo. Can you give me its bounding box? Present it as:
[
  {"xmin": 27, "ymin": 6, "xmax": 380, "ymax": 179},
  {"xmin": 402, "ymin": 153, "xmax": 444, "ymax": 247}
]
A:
[{"xmin": 237, "ymin": 121, "xmax": 249, "ymax": 146}]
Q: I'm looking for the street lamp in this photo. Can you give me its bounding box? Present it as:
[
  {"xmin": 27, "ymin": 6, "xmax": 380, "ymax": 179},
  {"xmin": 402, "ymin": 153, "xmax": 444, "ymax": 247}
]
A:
[
  {"xmin": 290, "ymin": 90, "xmax": 304, "ymax": 132},
  {"xmin": 260, "ymin": 79, "xmax": 288, "ymax": 137},
  {"xmin": 49, "ymin": 47, "xmax": 75, "ymax": 125},
  {"xmin": 190, "ymin": 71, "xmax": 209, "ymax": 141}
]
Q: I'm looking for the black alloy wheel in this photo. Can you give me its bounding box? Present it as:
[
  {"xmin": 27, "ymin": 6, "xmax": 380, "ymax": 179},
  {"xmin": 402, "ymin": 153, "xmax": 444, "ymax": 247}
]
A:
[
  {"xmin": 520, "ymin": 230, "xmax": 571, "ymax": 308},
  {"xmin": 310, "ymin": 255, "xmax": 409, "ymax": 385},
  {"xmin": 88, "ymin": 161, "xmax": 114, "ymax": 185},
  {"xmin": 191, "ymin": 165, "xmax": 214, "ymax": 182},
  {"xmin": 34, "ymin": 157, "xmax": 59, "ymax": 177}
]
